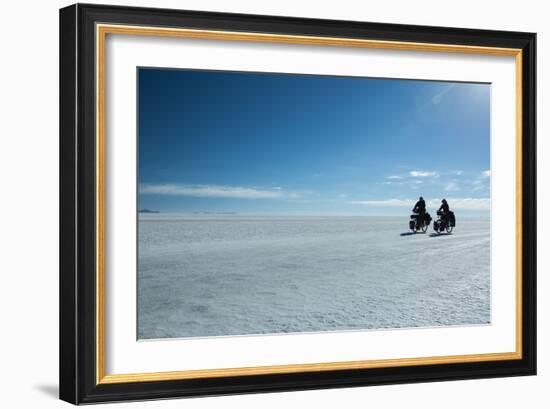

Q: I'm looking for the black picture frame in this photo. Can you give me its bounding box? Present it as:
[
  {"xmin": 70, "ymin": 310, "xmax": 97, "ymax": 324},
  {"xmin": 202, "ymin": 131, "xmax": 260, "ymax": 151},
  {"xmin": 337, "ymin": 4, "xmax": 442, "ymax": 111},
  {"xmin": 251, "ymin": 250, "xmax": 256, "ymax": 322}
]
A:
[{"xmin": 60, "ymin": 3, "xmax": 536, "ymax": 405}]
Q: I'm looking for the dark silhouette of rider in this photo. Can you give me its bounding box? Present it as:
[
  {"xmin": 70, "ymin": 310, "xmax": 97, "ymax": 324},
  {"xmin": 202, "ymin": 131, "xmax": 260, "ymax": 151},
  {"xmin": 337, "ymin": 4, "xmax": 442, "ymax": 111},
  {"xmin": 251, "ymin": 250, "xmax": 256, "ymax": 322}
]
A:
[
  {"xmin": 438, "ymin": 199, "xmax": 450, "ymax": 223},
  {"xmin": 413, "ymin": 196, "xmax": 426, "ymax": 224}
]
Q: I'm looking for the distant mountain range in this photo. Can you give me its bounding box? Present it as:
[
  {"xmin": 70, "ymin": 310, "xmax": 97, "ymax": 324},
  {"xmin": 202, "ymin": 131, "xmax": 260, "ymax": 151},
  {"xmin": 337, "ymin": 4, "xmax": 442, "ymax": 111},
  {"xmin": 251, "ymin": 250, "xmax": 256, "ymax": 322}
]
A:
[{"xmin": 138, "ymin": 209, "xmax": 160, "ymax": 214}]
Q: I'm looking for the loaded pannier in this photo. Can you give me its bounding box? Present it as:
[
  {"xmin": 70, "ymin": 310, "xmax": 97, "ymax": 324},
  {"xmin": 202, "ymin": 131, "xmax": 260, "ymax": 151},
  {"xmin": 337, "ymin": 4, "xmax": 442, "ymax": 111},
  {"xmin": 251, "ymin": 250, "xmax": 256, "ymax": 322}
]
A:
[
  {"xmin": 424, "ymin": 212, "xmax": 432, "ymax": 225},
  {"xmin": 449, "ymin": 211, "xmax": 456, "ymax": 227}
]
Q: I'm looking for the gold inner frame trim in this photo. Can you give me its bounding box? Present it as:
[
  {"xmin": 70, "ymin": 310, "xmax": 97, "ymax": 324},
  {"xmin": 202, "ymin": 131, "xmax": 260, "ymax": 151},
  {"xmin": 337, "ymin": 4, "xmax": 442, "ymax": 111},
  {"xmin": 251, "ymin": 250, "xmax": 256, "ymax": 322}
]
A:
[{"xmin": 96, "ymin": 23, "xmax": 523, "ymax": 385}]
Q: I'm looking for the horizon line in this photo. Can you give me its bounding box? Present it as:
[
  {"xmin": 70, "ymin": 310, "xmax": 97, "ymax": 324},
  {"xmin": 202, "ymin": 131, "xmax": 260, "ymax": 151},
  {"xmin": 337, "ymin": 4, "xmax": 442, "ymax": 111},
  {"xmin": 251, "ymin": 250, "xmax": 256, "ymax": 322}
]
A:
[{"xmin": 138, "ymin": 211, "xmax": 490, "ymax": 218}]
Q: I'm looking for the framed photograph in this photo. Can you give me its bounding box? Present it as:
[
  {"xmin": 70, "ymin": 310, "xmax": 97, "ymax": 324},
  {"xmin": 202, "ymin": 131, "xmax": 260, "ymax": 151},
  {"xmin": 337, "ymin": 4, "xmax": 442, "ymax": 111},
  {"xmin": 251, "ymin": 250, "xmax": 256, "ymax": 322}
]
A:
[{"xmin": 59, "ymin": 3, "xmax": 536, "ymax": 404}]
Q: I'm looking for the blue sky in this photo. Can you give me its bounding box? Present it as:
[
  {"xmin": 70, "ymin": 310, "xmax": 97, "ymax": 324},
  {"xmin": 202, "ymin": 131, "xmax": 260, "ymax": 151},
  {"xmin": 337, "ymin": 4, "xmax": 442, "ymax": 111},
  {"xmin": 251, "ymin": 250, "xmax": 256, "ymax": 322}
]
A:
[{"xmin": 138, "ymin": 68, "xmax": 490, "ymax": 216}]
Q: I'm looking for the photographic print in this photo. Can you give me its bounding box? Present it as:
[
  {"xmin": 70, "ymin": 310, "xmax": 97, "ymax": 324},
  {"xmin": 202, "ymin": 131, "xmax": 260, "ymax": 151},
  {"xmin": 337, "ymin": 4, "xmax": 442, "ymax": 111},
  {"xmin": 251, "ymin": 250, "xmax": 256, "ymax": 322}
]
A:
[
  {"xmin": 60, "ymin": 6, "xmax": 536, "ymax": 402},
  {"xmin": 137, "ymin": 68, "xmax": 491, "ymax": 340}
]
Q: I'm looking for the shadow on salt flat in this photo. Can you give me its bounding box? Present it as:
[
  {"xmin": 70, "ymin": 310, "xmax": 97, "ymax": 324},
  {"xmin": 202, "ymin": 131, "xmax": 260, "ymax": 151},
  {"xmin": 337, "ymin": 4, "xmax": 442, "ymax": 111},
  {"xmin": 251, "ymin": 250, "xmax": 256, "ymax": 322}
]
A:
[
  {"xmin": 429, "ymin": 232, "xmax": 453, "ymax": 237},
  {"xmin": 399, "ymin": 232, "xmax": 427, "ymax": 236}
]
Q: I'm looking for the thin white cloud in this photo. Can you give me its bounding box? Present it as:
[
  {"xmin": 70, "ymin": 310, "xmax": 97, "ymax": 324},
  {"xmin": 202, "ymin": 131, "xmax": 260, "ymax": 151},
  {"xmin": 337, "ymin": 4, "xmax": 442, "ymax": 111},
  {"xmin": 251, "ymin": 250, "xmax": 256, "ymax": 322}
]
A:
[
  {"xmin": 431, "ymin": 84, "xmax": 456, "ymax": 105},
  {"xmin": 379, "ymin": 178, "xmax": 423, "ymax": 186},
  {"xmin": 444, "ymin": 181, "xmax": 460, "ymax": 191},
  {"xmin": 351, "ymin": 197, "xmax": 490, "ymax": 210},
  {"xmin": 410, "ymin": 170, "xmax": 438, "ymax": 178},
  {"xmin": 140, "ymin": 184, "xmax": 298, "ymax": 199},
  {"xmin": 471, "ymin": 170, "xmax": 490, "ymax": 191},
  {"xmin": 386, "ymin": 175, "xmax": 403, "ymax": 180},
  {"xmin": 472, "ymin": 179, "xmax": 487, "ymax": 191},
  {"xmin": 451, "ymin": 170, "xmax": 464, "ymax": 176},
  {"xmin": 351, "ymin": 199, "xmax": 413, "ymax": 207}
]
